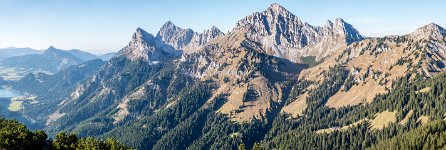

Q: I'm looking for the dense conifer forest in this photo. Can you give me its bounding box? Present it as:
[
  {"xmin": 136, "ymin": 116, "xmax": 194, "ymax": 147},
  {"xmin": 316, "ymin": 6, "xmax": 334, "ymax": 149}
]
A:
[{"xmin": 0, "ymin": 118, "xmax": 130, "ymax": 150}]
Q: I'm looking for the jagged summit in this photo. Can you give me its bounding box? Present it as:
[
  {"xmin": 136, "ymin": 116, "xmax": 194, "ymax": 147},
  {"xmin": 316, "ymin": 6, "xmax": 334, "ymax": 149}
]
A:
[
  {"xmin": 160, "ymin": 21, "xmax": 176, "ymax": 29},
  {"xmin": 157, "ymin": 21, "xmax": 195, "ymax": 50},
  {"xmin": 156, "ymin": 21, "xmax": 224, "ymax": 53},
  {"xmin": 269, "ymin": 3, "xmax": 283, "ymax": 9},
  {"xmin": 325, "ymin": 18, "xmax": 364, "ymax": 44},
  {"xmin": 410, "ymin": 23, "xmax": 446, "ymax": 40},
  {"xmin": 119, "ymin": 22, "xmax": 224, "ymax": 61},
  {"xmin": 134, "ymin": 27, "xmax": 156, "ymax": 42},
  {"xmin": 207, "ymin": 26, "xmax": 222, "ymax": 35},
  {"xmin": 119, "ymin": 27, "xmax": 179, "ymax": 61},
  {"xmin": 418, "ymin": 23, "xmax": 445, "ymax": 32},
  {"xmin": 232, "ymin": 3, "xmax": 363, "ymax": 62},
  {"xmin": 235, "ymin": 3, "xmax": 303, "ymax": 34},
  {"xmin": 119, "ymin": 3, "xmax": 364, "ymax": 63},
  {"xmin": 266, "ymin": 3, "xmax": 293, "ymax": 16}
]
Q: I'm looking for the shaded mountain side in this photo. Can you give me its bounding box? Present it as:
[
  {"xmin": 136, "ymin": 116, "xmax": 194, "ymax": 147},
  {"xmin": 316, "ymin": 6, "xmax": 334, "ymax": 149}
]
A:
[
  {"xmin": 9, "ymin": 59, "xmax": 104, "ymax": 96},
  {"xmin": 5, "ymin": 59, "xmax": 104, "ymax": 129},
  {"xmin": 43, "ymin": 58, "xmax": 194, "ymax": 137},
  {"xmin": 0, "ymin": 59, "xmax": 103, "ymax": 130},
  {"xmin": 103, "ymin": 81, "xmax": 215, "ymax": 149}
]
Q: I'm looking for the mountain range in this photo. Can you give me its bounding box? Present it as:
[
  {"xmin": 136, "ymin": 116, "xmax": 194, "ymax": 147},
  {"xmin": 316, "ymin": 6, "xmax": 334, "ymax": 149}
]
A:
[
  {"xmin": 2, "ymin": 3, "xmax": 446, "ymax": 150},
  {"xmin": 0, "ymin": 47, "xmax": 116, "ymax": 80},
  {"xmin": 0, "ymin": 47, "xmax": 43, "ymax": 58}
]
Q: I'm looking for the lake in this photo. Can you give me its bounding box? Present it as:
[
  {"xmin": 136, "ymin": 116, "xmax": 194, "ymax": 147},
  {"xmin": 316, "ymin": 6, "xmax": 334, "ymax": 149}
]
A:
[
  {"xmin": 0, "ymin": 88, "xmax": 22, "ymax": 98},
  {"xmin": 0, "ymin": 88, "xmax": 24, "ymax": 111}
]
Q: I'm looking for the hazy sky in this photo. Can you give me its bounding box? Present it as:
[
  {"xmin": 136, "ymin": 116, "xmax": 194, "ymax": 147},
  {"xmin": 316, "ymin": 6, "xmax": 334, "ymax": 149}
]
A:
[{"xmin": 0, "ymin": 0, "xmax": 445, "ymax": 54}]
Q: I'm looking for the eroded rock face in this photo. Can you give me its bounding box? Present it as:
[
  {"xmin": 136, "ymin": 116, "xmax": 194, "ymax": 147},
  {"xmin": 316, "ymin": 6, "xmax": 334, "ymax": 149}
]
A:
[
  {"xmin": 233, "ymin": 3, "xmax": 363, "ymax": 62},
  {"xmin": 119, "ymin": 28, "xmax": 180, "ymax": 61},
  {"xmin": 157, "ymin": 21, "xmax": 224, "ymax": 53},
  {"xmin": 184, "ymin": 26, "xmax": 225, "ymax": 53},
  {"xmin": 157, "ymin": 21, "xmax": 195, "ymax": 50},
  {"xmin": 409, "ymin": 23, "xmax": 446, "ymax": 40}
]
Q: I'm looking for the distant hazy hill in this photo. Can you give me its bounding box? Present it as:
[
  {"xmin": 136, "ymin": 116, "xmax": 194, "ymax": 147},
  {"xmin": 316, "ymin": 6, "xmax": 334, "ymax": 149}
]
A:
[
  {"xmin": 0, "ymin": 46, "xmax": 84, "ymax": 73},
  {"xmin": 0, "ymin": 46, "xmax": 114, "ymax": 80},
  {"xmin": 10, "ymin": 59, "xmax": 104, "ymax": 99},
  {"xmin": 68, "ymin": 49, "xmax": 99, "ymax": 61},
  {"xmin": 0, "ymin": 47, "xmax": 43, "ymax": 58},
  {"xmin": 98, "ymin": 52, "xmax": 116, "ymax": 60}
]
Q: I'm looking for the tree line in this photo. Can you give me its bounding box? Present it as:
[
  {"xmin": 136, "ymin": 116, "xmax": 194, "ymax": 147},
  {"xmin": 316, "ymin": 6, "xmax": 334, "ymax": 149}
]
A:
[{"xmin": 0, "ymin": 118, "xmax": 130, "ymax": 150}]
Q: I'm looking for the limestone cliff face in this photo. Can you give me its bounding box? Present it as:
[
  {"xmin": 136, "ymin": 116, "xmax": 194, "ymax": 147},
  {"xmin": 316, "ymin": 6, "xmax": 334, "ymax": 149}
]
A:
[
  {"xmin": 156, "ymin": 21, "xmax": 224, "ymax": 53},
  {"xmin": 119, "ymin": 28, "xmax": 180, "ymax": 61},
  {"xmin": 233, "ymin": 3, "xmax": 363, "ymax": 62},
  {"xmin": 409, "ymin": 23, "xmax": 446, "ymax": 40}
]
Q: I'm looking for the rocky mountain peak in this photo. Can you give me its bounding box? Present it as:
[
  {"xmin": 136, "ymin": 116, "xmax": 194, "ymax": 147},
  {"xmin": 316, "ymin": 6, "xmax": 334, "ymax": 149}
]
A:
[
  {"xmin": 419, "ymin": 23, "xmax": 445, "ymax": 33},
  {"xmin": 235, "ymin": 3, "xmax": 303, "ymax": 34},
  {"xmin": 410, "ymin": 23, "xmax": 446, "ymax": 40},
  {"xmin": 326, "ymin": 18, "xmax": 364, "ymax": 44},
  {"xmin": 119, "ymin": 27, "xmax": 179, "ymax": 61},
  {"xmin": 160, "ymin": 21, "xmax": 175, "ymax": 30},
  {"xmin": 232, "ymin": 3, "xmax": 363, "ymax": 62},
  {"xmin": 184, "ymin": 26, "xmax": 224, "ymax": 52},
  {"xmin": 207, "ymin": 26, "xmax": 223, "ymax": 36},
  {"xmin": 157, "ymin": 21, "xmax": 195, "ymax": 50},
  {"xmin": 269, "ymin": 3, "xmax": 282, "ymax": 9},
  {"xmin": 133, "ymin": 27, "xmax": 156, "ymax": 43},
  {"xmin": 328, "ymin": 18, "xmax": 348, "ymax": 29},
  {"xmin": 155, "ymin": 21, "xmax": 224, "ymax": 53},
  {"xmin": 266, "ymin": 3, "xmax": 291, "ymax": 16}
]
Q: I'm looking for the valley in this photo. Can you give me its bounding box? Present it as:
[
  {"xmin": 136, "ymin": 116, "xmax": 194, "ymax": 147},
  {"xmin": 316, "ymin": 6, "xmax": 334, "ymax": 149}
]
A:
[{"xmin": 0, "ymin": 87, "xmax": 29, "ymax": 112}]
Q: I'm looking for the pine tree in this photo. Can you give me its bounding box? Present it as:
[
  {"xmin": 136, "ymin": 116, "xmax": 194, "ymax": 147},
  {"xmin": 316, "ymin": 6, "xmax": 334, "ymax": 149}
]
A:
[
  {"xmin": 252, "ymin": 142, "xmax": 261, "ymax": 150},
  {"xmin": 238, "ymin": 143, "xmax": 246, "ymax": 150}
]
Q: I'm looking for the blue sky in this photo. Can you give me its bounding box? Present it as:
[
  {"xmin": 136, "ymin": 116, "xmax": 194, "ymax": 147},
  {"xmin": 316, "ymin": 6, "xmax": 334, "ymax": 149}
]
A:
[{"xmin": 0, "ymin": 0, "xmax": 445, "ymax": 54}]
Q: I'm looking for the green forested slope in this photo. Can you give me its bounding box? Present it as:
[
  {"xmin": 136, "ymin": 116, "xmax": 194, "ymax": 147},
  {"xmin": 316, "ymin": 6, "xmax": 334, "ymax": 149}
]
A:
[
  {"xmin": 261, "ymin": 72, "xmax": 446, "ymax": 149},
  {"xmin": 0, "ymin": 118, "xmax": 130, "ymax": 150},
  {"xmin": 368, "ymin": 120, "xmax": 446, "ymax": 150}
]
